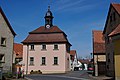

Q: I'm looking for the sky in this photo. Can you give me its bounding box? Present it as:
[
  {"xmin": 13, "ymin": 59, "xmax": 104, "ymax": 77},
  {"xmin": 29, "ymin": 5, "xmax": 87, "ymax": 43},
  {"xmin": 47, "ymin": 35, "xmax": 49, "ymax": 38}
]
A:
[{"xmin": 0, "ymin": 0, "xmax": 120, "ymax": 58}]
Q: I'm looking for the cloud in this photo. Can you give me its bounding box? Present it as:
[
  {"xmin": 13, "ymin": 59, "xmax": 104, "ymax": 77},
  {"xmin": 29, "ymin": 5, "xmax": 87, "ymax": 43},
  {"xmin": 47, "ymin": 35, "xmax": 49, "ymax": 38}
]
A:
[{"xmin": 52, "ymin": 0, "xmax": 97, "ymax": 13}]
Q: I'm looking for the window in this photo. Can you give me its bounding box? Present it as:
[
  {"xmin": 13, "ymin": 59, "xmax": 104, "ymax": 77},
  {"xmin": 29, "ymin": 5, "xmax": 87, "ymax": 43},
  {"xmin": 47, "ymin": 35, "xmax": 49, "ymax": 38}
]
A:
[
  {"xmin": 0, "ymin": 54, "xmax": 5, "ymax": 62},
  {"xmin": 113, "ymin": 12, "xmax": 116, "ymax": 21},
  {"xmin": 30, "ymin": 44, "xmax": 34, "ymax": 50},
  {"xmin": 108, "ymin": 53, "xmax": 110, "ymax": 63},
  {"xmin": 1, "ymin": 37, "xmax": 6, "ymax": 46},
  {"xmin": 54, "ymin": 57, "xmax": 58, "ymax": 65},
  {"xmin": 30, "ymin": 57, "xmax": 34, "ymax": 65},
  {"xmin": 107, "ymin": 65, "xmax": 109, "ymax": 69},
  {"xmin": 42, "ymin": 44, "xmax": 46, "ymax": 50},
  {"xmin": 54, "ymin": 44, "xmax": 58, "ymax": 50},
  {"xmin": 42, "ymin": 57, "xmax": 46, "ymax": 65},
  {"xmin": 110, "ymin": 15, "xmax": 112, "ymax": 22}
]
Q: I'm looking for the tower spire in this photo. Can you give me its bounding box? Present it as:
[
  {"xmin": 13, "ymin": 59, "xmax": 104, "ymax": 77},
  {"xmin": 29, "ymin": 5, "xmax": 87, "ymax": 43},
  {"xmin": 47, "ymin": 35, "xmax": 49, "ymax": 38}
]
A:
[
  {"xmin": 44, "ymin": 5, "xmax": 54, "ymax": 28},
  {"xmin": 48, "ymin": 5, "xmax": 50, "ymax": 11}
]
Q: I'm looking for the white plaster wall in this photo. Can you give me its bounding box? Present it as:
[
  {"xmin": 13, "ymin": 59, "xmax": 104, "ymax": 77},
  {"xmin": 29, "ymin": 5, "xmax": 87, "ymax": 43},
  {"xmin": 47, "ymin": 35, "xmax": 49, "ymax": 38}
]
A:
[{"xmin": 23, "ymin": 43, "xmax": 70, "ymax": 74}]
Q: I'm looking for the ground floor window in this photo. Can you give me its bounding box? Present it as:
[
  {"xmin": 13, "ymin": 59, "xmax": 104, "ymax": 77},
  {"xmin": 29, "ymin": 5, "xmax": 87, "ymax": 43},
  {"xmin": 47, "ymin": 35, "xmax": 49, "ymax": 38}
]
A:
[
  {"xmin": 54, "ymin": 57, "xmax": 58, "ymax": 65},
  {"xmin": 30, "ymin": 57, "xmax": 34, "ymax": 65},
  {"xmin": 42, "ymin": 57, "xmax": 46, "ymax": 65}
]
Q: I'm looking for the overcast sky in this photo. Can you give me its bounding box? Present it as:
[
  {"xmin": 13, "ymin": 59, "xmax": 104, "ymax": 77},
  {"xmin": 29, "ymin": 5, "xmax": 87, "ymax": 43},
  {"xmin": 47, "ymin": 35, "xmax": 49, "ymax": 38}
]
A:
[{"xmin": 0, "ymin": 0, "xmax": 120, "ymax": 58}]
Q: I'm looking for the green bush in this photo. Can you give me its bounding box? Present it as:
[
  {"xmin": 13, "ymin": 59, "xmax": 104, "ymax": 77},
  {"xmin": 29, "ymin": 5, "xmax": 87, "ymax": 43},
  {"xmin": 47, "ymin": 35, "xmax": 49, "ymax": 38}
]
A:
[{"xmin": 30, "ymin": 70, "xmax": 42, "ymax": 74}]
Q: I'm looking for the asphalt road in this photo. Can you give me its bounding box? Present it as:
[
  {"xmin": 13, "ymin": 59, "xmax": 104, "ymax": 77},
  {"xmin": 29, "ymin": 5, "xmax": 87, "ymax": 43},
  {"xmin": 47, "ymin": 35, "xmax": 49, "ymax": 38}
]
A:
[{"xmin": 26, "ymin": 70, "xmax": 94, "ymax": 80}]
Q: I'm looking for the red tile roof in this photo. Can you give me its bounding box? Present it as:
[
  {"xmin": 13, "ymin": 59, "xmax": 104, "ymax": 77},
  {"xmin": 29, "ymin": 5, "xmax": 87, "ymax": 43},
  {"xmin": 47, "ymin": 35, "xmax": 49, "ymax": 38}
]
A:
[
  {"xmin": 109, "ymin": 24, "xmax": 120, "ymax": 37},
  {"xmin": 112, "ymin": 3, "xmax": 120, "ymax": 14},
  {"xmin": 70, "ymin": 50, "xmax": 76, "ymax": 56},
  {"xmin": 22, "ymin": 33, "xmax": 67, "ymax": 43},
  {"xmin": 22, "ymin": 26, "xmax": 71, "ymax": 45},
  {"xmin": 14, "ymin": 43, "xmax": 23, "ymax": 58},
  {"xmin": 92, "ymin": 30, "xmax": 105, "ymax": 54},
  {"xmin": 0, "ymin": 7, "xmax": 16, "ymax": 36},
  {"xmin": 29, "ymin": 26, "xmax": 63, "ymax": 34},
  {"xmin": 70, "ymin": 50, "xmax": 76, "ymax": 61}
]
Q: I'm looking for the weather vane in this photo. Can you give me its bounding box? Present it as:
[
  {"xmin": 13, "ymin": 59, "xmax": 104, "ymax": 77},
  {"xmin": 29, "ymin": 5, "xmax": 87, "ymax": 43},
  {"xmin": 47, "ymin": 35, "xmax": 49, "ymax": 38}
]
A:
[{"xmin": 48, "ymin": 0, "xmax": 52, "ymax": 6}]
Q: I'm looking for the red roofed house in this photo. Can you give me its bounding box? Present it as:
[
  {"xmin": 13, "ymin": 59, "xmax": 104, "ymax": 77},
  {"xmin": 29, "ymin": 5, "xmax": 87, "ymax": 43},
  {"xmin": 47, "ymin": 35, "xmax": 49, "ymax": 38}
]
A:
[
  {"xmin": 70, "ymin": 50, "xmax": 79, "ymax": 71},
  {"xmin": 22, "ymin": 6, "xmax": 71, "ymax": 74},
  {"xmin": 92, "ymin": 30, "xmax": 106, "ymax": 76},
  {"xmin": 13, "ymin": 43, "xmax": 23, "ymax": 64},
  {"xmin": 13, "ymin": 43, "xmax": 23, "ymax": 74},
  {"xmin": 79, "ymin": 59, "xmax": 91, "ymax": 70},
  {"xmin": 103, "ymin": 3, "xmax": 120, "ymax": 79},
  {"xmin": 0, "ymin": 7, "xmax": 16, "ymax": 74}
]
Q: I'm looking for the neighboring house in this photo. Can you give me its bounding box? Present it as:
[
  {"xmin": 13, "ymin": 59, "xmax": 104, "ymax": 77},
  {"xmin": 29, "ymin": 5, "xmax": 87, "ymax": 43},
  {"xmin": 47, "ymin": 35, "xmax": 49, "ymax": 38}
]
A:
[
  {"xmin": 103, "ymin": 3, "xmax": 120, "ymax": 80},
  {"xmin": 22, "ymin": 6, "xmax": 71, "ymax": 74},
  {"xmin": 70, "ymin": 50, "xmax": 79, "ymax": 71},
  {"xmin": 13, "ymin": 43, "xmax": 23, "ymax": 74},
  {"xmin": 109, "ymin": 25, "xmax": 120, "ymax": 80},
  {"xmin": 103, "ymin": 3, "xmax": 120, "ymax": 78},
  {"xmin": 13, "ymin": 43, "xmax": 23, "ymax": 64},
  {"xmin": 92, "ymin": 30, "xmax": 106, "ymax": 76},
  {"xmin": 79, "ymin": 59, "xmax": 90, "ymax": 70},
  {"xmin": 0, "ymin": 7, "xmax": 16, "ymax": 73}
]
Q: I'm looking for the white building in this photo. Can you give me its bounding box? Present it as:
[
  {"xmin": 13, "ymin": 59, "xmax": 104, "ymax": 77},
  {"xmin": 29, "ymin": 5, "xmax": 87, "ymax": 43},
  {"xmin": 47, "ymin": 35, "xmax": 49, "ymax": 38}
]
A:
[
  {"xmin": 22, "ymin": 6, "xmax": 71, "ymax": 74},
  {"xmin": 70, "ymin": 50, "xmax": 79, "ymax": 70}
]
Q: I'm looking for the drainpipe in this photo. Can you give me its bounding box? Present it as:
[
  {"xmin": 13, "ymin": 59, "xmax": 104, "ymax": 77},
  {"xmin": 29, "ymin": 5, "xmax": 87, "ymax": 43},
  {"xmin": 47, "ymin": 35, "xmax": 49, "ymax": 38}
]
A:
[{"xmin": 26, "ymin": 44, "xmax": 29, "ymax": 75}]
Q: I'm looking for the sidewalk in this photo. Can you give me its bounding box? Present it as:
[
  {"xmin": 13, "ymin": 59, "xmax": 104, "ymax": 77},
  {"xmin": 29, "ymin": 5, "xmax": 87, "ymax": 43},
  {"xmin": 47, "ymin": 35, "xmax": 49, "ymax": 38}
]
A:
[{"xmin": 89, "ymin": 74, "xmax": 113, "ymax": 80}]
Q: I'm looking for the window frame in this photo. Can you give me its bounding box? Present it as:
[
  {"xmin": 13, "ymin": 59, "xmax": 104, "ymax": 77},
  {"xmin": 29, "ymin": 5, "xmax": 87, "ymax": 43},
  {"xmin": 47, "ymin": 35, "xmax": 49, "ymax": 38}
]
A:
[
  {"xmin": 29, "ymin": 57, "xmax": 34, "ymax": 66},
  {"xmin": 42, "ymin": 44, "xmax": 46, "ymax": 50},
  {"xmin": 54, "ymin": 57, "xmax": 58, "ymax": 65},
  {"xmin": 54, "ymin": 44, "xmax": 58, "ymax": 50},
  {"xmin": 30, "ymin": 44, "xmax": 34, "ymax": 50},
  {"xmin": 1, "ymin": 37, "xmax": 6, "ymax": 47},
  {"xmin": 41, "ymin": 57, "xmax": 46, "ymax": 65},
  {"xmin": 0, "ymin": 54, "xmax": 5, "ymax": 63}
]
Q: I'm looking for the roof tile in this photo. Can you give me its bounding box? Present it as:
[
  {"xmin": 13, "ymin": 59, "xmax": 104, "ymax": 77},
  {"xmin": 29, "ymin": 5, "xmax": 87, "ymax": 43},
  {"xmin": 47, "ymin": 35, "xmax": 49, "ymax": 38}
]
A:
[
  {"xmin": 109, "ymin": 24, "xmax": 120, "ymax": 36},
  {"xmin": 14, "ymin": 43, "xmax": 23, "ymax": 58},
  {"xmin": 93, "ymin": 30, "xmax": 105, "ymax": 54},
  {"xmin": 112, "ymin": 3, "xmax": 120, "ymax": 14},
  {"xmin": 22, "ymin": 26, "xmax": 70, "ymax": 44}
]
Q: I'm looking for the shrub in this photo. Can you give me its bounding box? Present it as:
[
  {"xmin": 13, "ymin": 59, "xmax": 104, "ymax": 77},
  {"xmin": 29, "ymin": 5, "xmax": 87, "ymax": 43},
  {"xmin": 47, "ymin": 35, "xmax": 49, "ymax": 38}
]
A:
[{"xmin": 30, "ymin": 70, "xmax": 42, "ymax": 74}]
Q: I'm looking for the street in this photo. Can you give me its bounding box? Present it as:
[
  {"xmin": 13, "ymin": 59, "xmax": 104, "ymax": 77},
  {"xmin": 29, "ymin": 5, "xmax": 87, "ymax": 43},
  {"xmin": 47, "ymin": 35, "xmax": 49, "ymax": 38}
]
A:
[{"xmin": 25, "ymin": 70, "xmax": 95, "ymax": 80}]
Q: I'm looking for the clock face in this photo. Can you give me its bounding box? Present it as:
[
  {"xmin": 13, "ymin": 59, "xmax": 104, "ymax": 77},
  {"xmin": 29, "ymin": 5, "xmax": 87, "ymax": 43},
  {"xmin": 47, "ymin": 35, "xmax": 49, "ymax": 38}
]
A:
[
  {"xmin": 47, "ymin": 12, "xmax": 50, "ymax": 16},
  {"xmin": 46, "ymin": 25, "xmax": 50, "ymax": 28}
]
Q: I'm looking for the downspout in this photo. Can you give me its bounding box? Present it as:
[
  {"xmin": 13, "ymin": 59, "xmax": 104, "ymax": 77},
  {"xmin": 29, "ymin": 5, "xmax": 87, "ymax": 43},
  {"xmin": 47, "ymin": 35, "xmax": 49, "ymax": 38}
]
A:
[{"xmin": 26, "ymin": 44, "xmax": 29, "ymax": 74}]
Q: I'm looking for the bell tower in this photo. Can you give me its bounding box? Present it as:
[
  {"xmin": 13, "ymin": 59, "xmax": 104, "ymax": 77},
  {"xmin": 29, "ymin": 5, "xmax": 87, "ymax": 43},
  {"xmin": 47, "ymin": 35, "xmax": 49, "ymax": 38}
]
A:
[{"xmin": 44, "ymin": 6, "xmax": 54, "ymax": 28}]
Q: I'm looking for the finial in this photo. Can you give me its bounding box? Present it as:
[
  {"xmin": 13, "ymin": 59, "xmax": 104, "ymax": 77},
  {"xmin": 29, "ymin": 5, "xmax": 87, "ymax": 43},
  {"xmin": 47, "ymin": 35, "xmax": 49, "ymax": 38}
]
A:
[{"xmin": 48, "ymin": 6, "xmax": 50, "ymax": 11}]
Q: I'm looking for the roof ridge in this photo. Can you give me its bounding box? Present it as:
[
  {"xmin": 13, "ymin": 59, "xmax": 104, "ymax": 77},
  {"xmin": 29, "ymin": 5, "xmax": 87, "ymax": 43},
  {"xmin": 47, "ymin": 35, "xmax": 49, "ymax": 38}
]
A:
[{"xmin": 29, "ymin": 26, "xmax": 63, "ymax": 34}]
